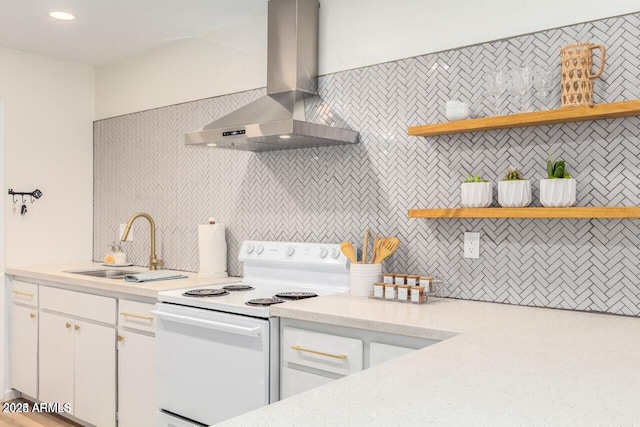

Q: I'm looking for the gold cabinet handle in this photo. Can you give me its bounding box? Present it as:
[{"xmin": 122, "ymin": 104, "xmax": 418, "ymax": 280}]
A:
[
  {"xmin": 74, "ymin": 325, "xmax": 80, "ymax": 331},
  {"xmin": 30, "ymin": 313, "xmax": 36, "ymax": 319},
  {"xmin": 117, "ymin": 335, "xmax": 124, "ymax": 342},
  {"xmin": 120, "ymin": 312, "xmax": 153, "ymax": 321},
  {"xmin": 291, "ymin": 345, "xmax": 347, "ymax": 360},
  {"xmin": 65, "ymin": 322, "xmax": 72, "ymax": 329},
  {"xmin": 11, "ymin": 290, "xmax": 34, "ymax": 297}
]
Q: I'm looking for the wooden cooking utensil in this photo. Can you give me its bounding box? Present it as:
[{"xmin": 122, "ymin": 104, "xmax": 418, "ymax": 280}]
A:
[
  {"xmin": 340, "ymin": 241, "xmax": 358, "ymax": 264},
  {"xmin": 370, "ymin": 236, "xmax": 380, "ymax": 264},
  {"xmin": 371, "ymin": 237, "xmax": 385, "ymax": 264},
  {"xmin": 362, "ymin": 229, "xmax": 369, "ymax": 264},
  {"xmin": 374, "ymin": 237, "xmax": 400, "ymax": 264}
]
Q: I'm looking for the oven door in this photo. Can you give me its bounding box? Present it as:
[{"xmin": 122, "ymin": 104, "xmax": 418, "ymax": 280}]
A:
[{"xmin": 154, "ymin": 303, "xmax": 274, "ymax": 426}]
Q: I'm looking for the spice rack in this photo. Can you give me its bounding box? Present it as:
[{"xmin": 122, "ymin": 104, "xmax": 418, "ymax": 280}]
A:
[
  {"xmin": 368, "ymin": 276, "xmax": 444, "ymax": 304},
  {"xmin": 367, "ymin": 292, "xmax": 429, "ymax": 304}
]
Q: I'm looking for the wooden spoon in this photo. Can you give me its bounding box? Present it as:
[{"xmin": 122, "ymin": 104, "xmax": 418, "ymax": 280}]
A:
[
  {"xmin": 374, "ymin": 237, "xmax": 400, "ymax": 264},
  {"xmin": 362, "ymin": 229, "xmax": 369, "ymax": 264},
  {"xmin": 340, "ymin": 241, "xmax": 358, "ymax": 264}
]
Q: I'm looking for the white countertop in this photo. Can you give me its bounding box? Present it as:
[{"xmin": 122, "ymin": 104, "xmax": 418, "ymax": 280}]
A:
[
  {"xmin": 219, "ymin": 294, "xmax": 640, "ymax": 426},
  {"xmin": 6, "ymin": 262, "xmax": 240, "ymax": 300}
]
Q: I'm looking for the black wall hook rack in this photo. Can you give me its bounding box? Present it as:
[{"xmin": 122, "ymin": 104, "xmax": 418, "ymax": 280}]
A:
[{"xmin": 8, "ymin": 188, "xmax": 43, "ymax": 203}]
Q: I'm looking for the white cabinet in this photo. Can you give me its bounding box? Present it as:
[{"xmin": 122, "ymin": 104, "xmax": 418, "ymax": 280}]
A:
[
  {"xmin": 281, "ymin": 319, "xmax": 438, "ymax": 399},
  {"xmin": 39, "ymin": 288, "xmax": 116, "ymax": 427},
  {"xmin": 10, "ymin": 301, "xmax": 38, "ymax": 398},
  {"xmin": 118, "ymin": 300, "xmax": 156, "ymax": 427},
  {"xmin": 370, "ymin": 342, "xmax": 417, "ymax": 367},
  {"xmin": 281, "ymin": 327, "xmax": 363, "ymax": 399},
  {"xmin": 74, "ymin": 320, "xmax": 117, "ymax": 427}
]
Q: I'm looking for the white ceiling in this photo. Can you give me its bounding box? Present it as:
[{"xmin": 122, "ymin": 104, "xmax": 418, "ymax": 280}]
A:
[{"xmin": 0, "ymin": 0, "xmax": 266, "ymax": 65}]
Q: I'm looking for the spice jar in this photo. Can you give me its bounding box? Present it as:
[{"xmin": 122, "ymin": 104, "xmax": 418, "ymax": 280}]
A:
[
  {"xmin": 397, "ymin": 284, "xmax": 410, "ymax": 301},
  {"xmin": 384, "ymin": 283, "xmax": 397, "ymax": 300},
  {"xmin": 373, "ymin": 282, "xmax": 385, "ymax": 298},
  {"xmin": 411, "ymin": 285, "xmax": 426, "ymax": 303},
  {"xmin": 406, "ymin": 275, "xmax": 420, "ymax": 286},
  {"xmin": 383, "ymin": 273, "xmax": 395, "ymax": 284},
  {"xmin": 420, "ymin": 276, "xmax": 434, "ymax": 293},
  {"xmin": 394, "ymin": 274, "xmax": 407, "ymax": 285}
]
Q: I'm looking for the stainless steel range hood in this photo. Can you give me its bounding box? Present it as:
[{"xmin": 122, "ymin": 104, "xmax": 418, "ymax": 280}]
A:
[{"xmin": 185, "ymin": 0, "xmax": 359, "ymax": 152}]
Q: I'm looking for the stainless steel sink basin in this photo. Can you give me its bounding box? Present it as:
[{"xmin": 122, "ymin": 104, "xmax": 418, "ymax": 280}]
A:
[{"xmin": 65, "ymin": 269, "xmax": 141, "ymax": 279}]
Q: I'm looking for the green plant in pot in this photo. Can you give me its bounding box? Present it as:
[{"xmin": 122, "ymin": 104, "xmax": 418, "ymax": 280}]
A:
[
  {"xmin": 461, "ymin": 174, "xmax": 492, "ymax": 208},
  {"xmin": 498, "ymin": 166, "xmax": 531, "ymax": 207},
  {"xmin": 539, "ymin": 154, "xmax": 576, "ymax": 207}
]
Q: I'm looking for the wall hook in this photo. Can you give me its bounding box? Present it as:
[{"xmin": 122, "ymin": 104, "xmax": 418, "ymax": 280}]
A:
[{"xmin": 8, "ymin": 189, "xmax": 43, "ymax": 216}]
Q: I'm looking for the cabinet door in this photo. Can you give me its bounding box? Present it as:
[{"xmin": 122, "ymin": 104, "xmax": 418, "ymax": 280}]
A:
[
  {"xmin": 39, "ymin": 311, "xmax": 74, "ymax": 412},
  {"xmin": 10, "ymin": 304, "xmax": 38, "ymax": 398},
  {"xmin": 74, "ymin": 320, "xmax": 116, "ymax": 427},
  {"xmin": 118, "ymin": 330, "xmax": 156, "ymax": 427}
]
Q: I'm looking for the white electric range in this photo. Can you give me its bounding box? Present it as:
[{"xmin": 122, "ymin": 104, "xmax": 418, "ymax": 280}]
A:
[{"xmin": 155, "ymin": 241, "xmax": 350, "ymax": 427}]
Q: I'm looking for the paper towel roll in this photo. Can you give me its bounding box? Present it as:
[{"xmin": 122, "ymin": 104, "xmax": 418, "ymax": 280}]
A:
[{"xmin": 198, "ymin": 222, "xmax": 228, "ymax": 278}]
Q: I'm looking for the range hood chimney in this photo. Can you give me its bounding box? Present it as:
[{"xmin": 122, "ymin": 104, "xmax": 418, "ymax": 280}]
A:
[{"xmin": 185, "ymin": 0, "xmax": 359, "ymax": 152}]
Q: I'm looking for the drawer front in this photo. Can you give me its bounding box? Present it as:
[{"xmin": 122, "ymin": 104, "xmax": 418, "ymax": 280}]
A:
[
  {"xmin": 282, "ymin": 327, "xmax": 363, "ymax": 376},
  {"xmin": 118, "ymin": 300, "xmax": 156, "ymax": 333},
  {"xmin": 40, "ymin": 287, "xmax": 116, "ymax": 325},
  {"xmin": 11, "ymin": 280, "xmax": 38, "ymax": 307},
  {"xmin": 281, "ymin": 366, "xmax": 334, "ymax": 399}
]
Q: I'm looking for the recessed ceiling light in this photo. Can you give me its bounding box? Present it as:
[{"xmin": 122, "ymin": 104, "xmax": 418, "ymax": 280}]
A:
[
  {"xmin": 280, "ymin": 135, "xmax": 291, "ymax": 139},
  {"xmin": 206, "ymin": 143, "xmax": 217, "ymax": 147},
  {"xmin": 49, "ymin": 11, "xmax": 76, "ymax": 21}
]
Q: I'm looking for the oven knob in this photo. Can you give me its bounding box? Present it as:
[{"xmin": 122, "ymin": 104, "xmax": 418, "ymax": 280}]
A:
[
  {"xmin": 331, "ymin": 247, "xmax": 340, "ymax": 259},
  {"xmin": 285, "ymin": 246, "xmax": 295, "ymax": 257},
  {"xmin": 246, "ymin": 243, "xmax": 254, "ymax": 254},
  {"xmin": 256, "ymin": 244, "xmax": 264, "ymax": 255},
  {"xmin": 319, "ymin": 247, "xmax": 328, "ymax": 258}
]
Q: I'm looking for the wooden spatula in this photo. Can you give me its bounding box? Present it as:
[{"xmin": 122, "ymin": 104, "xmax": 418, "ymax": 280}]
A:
[
  {"xmin": 340, "ymin": 241, "xmax": 358, "ymax": 264},
  {"xmin": 373, "ymin": 237, "xmax": 400, "ymax": 264}
]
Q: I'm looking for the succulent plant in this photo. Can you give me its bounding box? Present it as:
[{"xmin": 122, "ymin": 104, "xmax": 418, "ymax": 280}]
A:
[
  {"xmin": 503, "ymin": 166, "xmax": 526, "ymax": 181},
  {"xmin": 463, "ymin": 174, "xmax": 489, "ymax": 183},
  {"xmin": 546, "ymin": 153, "xmax": 571, "ymax": 179}
]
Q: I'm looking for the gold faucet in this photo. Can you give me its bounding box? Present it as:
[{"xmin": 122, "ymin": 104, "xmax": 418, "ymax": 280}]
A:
[{"xmin": 121, "ymin": 212, "xmax": 164, "ymax": 270}]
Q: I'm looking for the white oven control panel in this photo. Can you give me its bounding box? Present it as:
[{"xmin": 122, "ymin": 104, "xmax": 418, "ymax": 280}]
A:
[
  {"xmin": 238, "ymin": 241, "xmax": 347, "ymax": 265},
  {"xmin": 238, "ymin": 241, "xmax": 350, "ymax": 290}
]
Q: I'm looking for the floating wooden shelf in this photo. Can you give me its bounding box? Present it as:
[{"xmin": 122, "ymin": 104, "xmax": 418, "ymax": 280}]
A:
[
  {"xmin": 408, "ymin": 99, "xmax": 640, "ymax": 137},
  {"xmin": 408, "ymin": 206, "xmax": 640, "ymax": 219}
]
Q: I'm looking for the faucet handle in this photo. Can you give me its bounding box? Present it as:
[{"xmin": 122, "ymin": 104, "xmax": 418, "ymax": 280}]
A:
[{"xmin": 156, "ymin": 259, "xmax": 165, "ymax": 268}]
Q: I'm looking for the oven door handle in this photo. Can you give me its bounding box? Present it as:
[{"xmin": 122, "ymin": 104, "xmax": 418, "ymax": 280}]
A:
[{"xmin": 152, "ymin": 310, "xmax": 262, "ymax": 337}]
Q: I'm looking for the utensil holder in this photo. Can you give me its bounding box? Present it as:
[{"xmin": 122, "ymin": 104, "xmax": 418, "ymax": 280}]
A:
[
  {"xmin": 560, "ymin": 43, "xmax": 606, "ymax": 107},
  {"xmin": 350, "ymin": 263, "xmax": 382, "ymax": 297}
]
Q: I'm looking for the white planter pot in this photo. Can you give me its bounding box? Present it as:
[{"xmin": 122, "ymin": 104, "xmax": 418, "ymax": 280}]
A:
[
  {"xmin": 498, "ymin": 180, "xmax": 532, "ymax": 208},
  {"xmin": 539, "ymin": 178, "xmax": 576, "ymax": 207},
  {"xmin": 460, "ymin": 182, "xmax": 493, "ymax": 208}
]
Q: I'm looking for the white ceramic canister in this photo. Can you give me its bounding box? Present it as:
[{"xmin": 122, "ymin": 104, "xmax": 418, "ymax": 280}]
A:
[{"xmin": 350, "ymin": 263, "xmax": 382, "ymax": 297}]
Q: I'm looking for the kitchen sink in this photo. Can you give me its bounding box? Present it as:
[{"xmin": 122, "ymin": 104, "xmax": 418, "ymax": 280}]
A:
[{"xmin": 65, "ymin": 269, "xmax": 140, "ymax": 279}]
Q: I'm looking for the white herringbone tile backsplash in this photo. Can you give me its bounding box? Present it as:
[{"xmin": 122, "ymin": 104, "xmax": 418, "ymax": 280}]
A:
[{"xmin": 94, "ymin": 14, "xmax": 640, "ymax": 316}]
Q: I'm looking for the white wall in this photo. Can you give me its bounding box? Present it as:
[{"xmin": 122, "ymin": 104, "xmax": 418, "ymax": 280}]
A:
[
  {"xmin": 95, "ymin": 0, "xmax": 640, "ymax": 119},
  {"xmin": 0, "ymin": 47, "xmax": 95, "ymax": 267}
]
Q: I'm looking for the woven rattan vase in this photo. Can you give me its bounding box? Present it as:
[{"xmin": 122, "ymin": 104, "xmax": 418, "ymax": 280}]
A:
[{"xmin": 560, "ymin": 43, "xmax": 606, "ymax": 107}]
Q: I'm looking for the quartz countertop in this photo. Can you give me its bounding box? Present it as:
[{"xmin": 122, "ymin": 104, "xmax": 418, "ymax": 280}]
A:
[
  {"xmin": 7, "ymin": 262, "xmax": 240, "ymax": 300},
  {"xmin": 219, "ymin": 294, "xmax": 640, "ymax": 426}
]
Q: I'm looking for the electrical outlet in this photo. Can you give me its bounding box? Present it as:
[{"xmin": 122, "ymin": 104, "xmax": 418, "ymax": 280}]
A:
[
  {"xmin": 464, "ymin": 232, "xmax": 480, "ymax": 259},
  {"xmin": 119, "ymin": 224, "xmax": 133, "ymax": 242}
]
